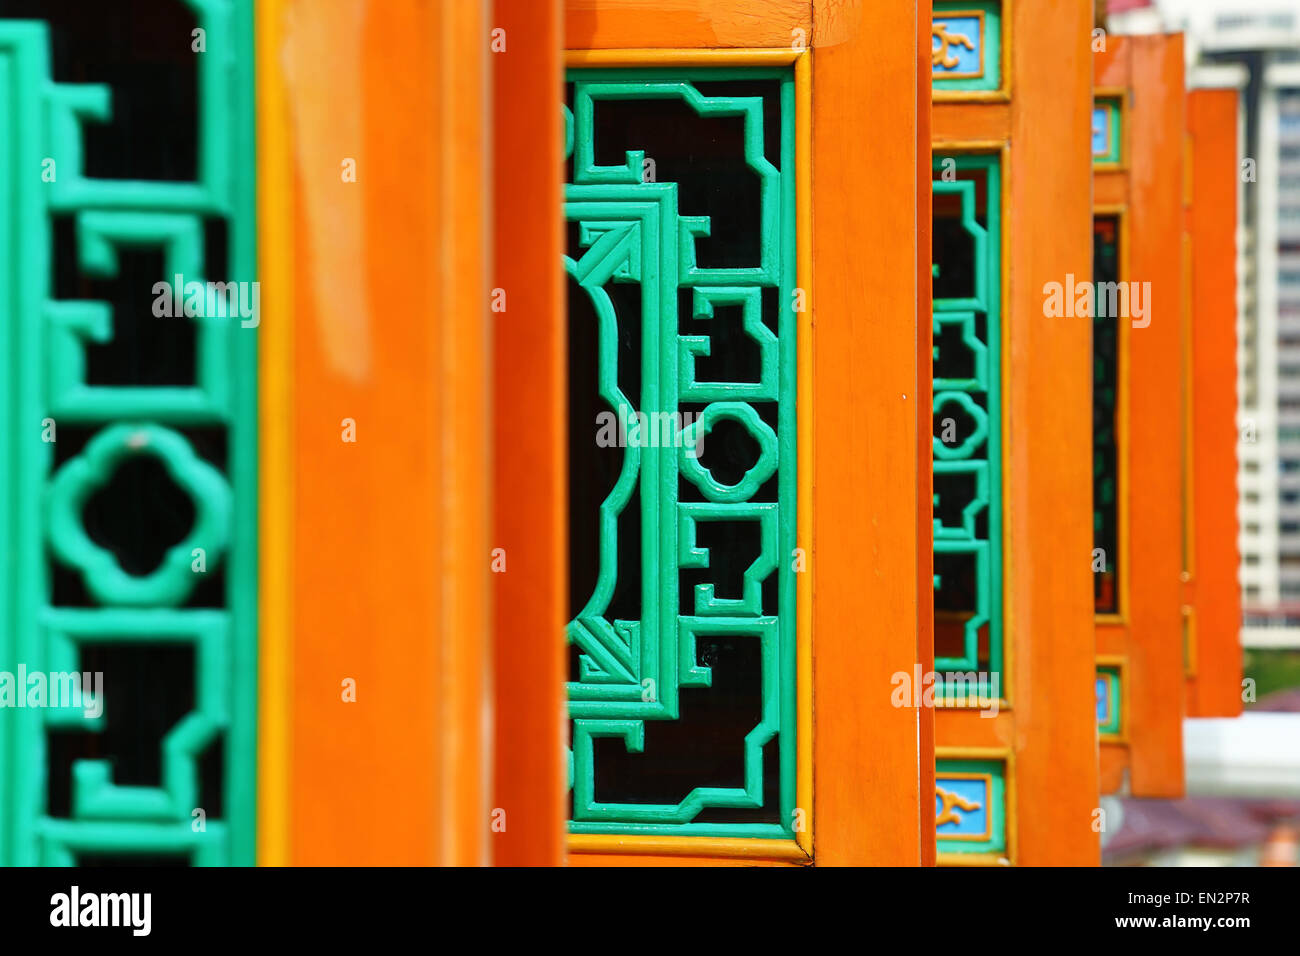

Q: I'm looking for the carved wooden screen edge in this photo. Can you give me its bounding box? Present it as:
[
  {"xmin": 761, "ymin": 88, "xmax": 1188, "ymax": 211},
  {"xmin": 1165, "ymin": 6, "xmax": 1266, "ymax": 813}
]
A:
[{"xmin": 0, "ymin": 0, "xmax": 258, "ymax": 865}]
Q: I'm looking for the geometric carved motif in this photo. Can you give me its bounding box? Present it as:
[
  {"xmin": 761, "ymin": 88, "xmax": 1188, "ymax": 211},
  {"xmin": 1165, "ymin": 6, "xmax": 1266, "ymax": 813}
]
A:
[
  {"xmin": 932, "ymin": 155, "xmax": 1003, "ymax": 681},
  {"xmin": 564, "ymin": 69, "xmax": 797, "ymax": 836},
  {"xmin": 0, "ymin": 0, "xmax": 255, "ymax": 865}
]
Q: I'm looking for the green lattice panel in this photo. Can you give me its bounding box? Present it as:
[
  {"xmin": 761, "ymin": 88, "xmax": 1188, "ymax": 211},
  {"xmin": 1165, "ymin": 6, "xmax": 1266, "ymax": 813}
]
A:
[
  {"xmin": 932, "ymin": 154, "xmax": 1003, "ymax": 685},
  {"xmin": 1093, "ymin": 215, "xmax": 1121, "ymax": 613},
  {"xmin": 564, "ymin": 69, "xmax": 797, "ymax": 837},
  {"xmin": 0, "ymin": 1, "xmax": 256, "ymax": 866}
]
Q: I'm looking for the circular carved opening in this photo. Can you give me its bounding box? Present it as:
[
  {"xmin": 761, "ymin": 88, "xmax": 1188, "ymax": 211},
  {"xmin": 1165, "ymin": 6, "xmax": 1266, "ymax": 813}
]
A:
[{"xmin": 82, "ymin": 453, "xmax": 195, "ymax": 576}]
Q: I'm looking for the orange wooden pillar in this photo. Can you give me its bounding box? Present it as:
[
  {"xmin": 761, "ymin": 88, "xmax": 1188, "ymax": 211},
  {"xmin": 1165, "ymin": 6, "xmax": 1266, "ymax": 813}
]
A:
[
  {"xmin": 562, "ymin": 0, "xmax": 934, "ymax": 866},
  {"xmin": 811, "ymin": 0, "xmax": 933, "ymax": 866},
  {"xmin": 490, "ymin": 0, "xmax": 568, "ymax": 866},
  {"xmin": 1093, "ymin": 34, "xmax": 1187, "ymax": 798},
  {"xmin": 1183, "ymin": 87, "xmax": 1243, "ymax": 719},
  {"xmin": 257, "ymin": 0, "xmax": 494, "ymax": 864},
  {"xmin": 931, "ymin": 0, "xmax": 1101, "ymax": 865}
]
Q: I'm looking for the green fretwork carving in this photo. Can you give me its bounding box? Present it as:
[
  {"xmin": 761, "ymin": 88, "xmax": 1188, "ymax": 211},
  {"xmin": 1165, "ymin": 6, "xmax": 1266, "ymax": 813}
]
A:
[
  {"xmin": 932, "ymin": 154, "xmax": 1003, "ymax": 680},
  {"xmin": 565, "ymin": 69, "xmax": 797, "ymax": 837},
  {"xmin": 0, "ymin": 2, "xmax": 256, "ymax": 865},
  {"xmin": 45, "ymin": 213, "xmax": 236, "ymax": 421}
]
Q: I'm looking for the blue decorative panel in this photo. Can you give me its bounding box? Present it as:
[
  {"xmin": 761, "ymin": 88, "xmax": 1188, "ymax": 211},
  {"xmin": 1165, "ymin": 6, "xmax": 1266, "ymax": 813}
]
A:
[
  {"xmin": 937, "ymin": 776, "xmax": 988, "ymax": 835},
  {"xmin": 933, "ymin": 1, "xmax": 1001, "ymax": 94},
  {"xmin": 1092, "ymin": 106, "xmax": 1110, "ymax": 155},
  {"xmin": 936, "ymin": 757, "xmax": 1007, "ymax": 857},
  {"xmin": 933, "ymin": 15, "xmax": 982, "ymax": 76},
  {"xmin": 1097, "ymin": 665, "xmax": 1122, "ymax": 737},
  {"xmin": 1093, "ymin": 98, "xmax": 1122, "ymax": 165}
]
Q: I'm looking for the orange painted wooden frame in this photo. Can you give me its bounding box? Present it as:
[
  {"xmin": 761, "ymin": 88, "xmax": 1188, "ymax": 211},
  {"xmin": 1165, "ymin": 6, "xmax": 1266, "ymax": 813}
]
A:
[
  {"xmin": 1184, "ymin": 88, "xmax": 1243, "ymax": 718},
  {"xmin": 491, "ymin": 0, "xmax": 568, "ymax": 865},
  {"xmin": 810, "ymin": 0, "xmax": 931, "ymax": 867},
  {"xmin": 932, "ymin": 0, "xmax": 1100, "ymax": 865},
  {"xmin": 565, "ymin": 0, "xmax": 812, "ymax": 49},
  {"xmin": 258, "ymin": 0, "xmax": 493, "ymax": 864},
  {"xmin": 564, "ymin": 0, "xmax": 933, "ymax": 867},
  {"xmin": 1094, "ymin": 35, "xmax": 1187, "ymax": 798}
]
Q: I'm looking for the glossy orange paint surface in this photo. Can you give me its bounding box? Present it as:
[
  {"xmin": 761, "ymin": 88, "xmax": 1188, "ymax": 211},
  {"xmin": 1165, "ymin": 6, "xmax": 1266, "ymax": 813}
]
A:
[
  {"xmin": 565, "ymin": 0, "xmax": 812, "ymax": 48},
  {"xmin": 811, "ymin": 0, "xmax": 930, "ymax": 866},
  {"xmin": 1003, "ymin": 0, "xmax": 1099, "ymax": 864},
  {"xmin": 1185, "ymin": 88, "xmax": 1243, "ymax": 718},
  {"xmin": 268, "ymin": 0, "xmax": 493, "ymax": 864},
  {"xmin": 491, "ymin": 0, "xmax": 568, "ymax": 867},
  {"xmin": 1094, "ymin": 35, "xmax": 1187, "ymax": 798},
  {"xmin": 931, "ymin": 103, "xmax": 1010, "ymax": 146},
  {"xmin": 933, "ymin": 0, "xmax": 1100, "ymax": 865}
]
